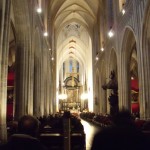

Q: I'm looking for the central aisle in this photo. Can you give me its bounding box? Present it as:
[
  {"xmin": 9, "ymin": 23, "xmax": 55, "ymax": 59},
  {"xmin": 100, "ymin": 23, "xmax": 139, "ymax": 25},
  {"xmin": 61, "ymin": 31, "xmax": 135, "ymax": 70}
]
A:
[{"xmin": 81, "ymin": 119, "xmax": 101, "ymax": 150}]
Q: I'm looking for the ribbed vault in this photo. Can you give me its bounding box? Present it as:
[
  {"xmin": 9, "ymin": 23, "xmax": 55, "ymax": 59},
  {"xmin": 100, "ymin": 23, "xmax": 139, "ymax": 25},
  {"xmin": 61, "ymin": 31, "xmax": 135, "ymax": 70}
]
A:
[
  {"xmin": 50, "ymin": 0, "xmax": 100, "ymax": 111},
  {"xmin": 50, "ymin": 0, "xmax": 99, "ymax": 76}
]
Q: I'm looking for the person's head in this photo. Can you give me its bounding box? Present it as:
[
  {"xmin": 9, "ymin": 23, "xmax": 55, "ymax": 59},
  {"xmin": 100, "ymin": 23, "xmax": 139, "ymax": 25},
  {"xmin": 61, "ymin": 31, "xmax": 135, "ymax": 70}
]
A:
[
  {"xmin": 112, "ymin": 110, "xmax": 135, "ymax": 127},
  {"xmin": 18, "ymin": 115, "xmax": 39, "ymax": 137},
  {"xmin": 63, "ymin": 111, "xmax": 71, "ymax": 118}
]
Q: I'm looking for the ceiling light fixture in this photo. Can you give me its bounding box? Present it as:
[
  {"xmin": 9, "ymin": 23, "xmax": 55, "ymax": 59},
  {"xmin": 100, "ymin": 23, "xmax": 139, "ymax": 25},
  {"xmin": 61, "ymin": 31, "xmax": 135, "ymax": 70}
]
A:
[
  {"xmin": 122, "ymin": 8, "xmax": 126, "ymax": 15},
  {"xmin": 108, "ymin": 28, "xmax": 114, "ymax": 38},
  {"xmin": 101, "ymin": 47, "xmax": 104, "ymax": 51},
  {"xmin": 43, "ymin": 32, "xmax": 48, "ymax": 37},
  {"xmin": 36, "ymin": 7, "xmax": 42, "ymax": 13},
  {"xmin": 96, "ymin": 56, "xmax": 99, "ymax": 61},
  {"xmin": 122, "ymin": 3, "xmax": 126, "ymax": 15}
]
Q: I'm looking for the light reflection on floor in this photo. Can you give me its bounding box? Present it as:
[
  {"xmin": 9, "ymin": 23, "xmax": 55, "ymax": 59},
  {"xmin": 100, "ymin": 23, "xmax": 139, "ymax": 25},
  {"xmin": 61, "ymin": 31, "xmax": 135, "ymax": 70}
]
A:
[{"xmin": 81, "ymin": 119, "xmax": 100, "ymax": 150}]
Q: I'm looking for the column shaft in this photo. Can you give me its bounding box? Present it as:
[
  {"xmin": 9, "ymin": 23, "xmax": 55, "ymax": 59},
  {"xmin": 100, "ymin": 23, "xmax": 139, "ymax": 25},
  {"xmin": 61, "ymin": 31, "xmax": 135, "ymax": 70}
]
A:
[{"xmin": 0, "ymin": 0, "xmax": 11, "ymax": 142}]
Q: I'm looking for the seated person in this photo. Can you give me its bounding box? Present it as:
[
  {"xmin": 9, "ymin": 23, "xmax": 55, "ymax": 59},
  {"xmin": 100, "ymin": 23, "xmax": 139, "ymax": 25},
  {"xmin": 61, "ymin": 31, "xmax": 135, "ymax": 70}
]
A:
[
  {"xmin": 91, "ymin": 110, "xmax": 149, "ymax": 150},
  {"xmin": 1, "ymin": 115, "xmax": 47, "ymax": 150}
]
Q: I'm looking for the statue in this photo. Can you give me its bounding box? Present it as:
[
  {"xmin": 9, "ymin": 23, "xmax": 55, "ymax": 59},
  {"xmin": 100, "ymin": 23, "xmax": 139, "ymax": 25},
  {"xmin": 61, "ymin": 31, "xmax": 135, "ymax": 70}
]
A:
[{"xmin": 102, "ymin": 70, "xmax": 119, "ymax": 116}]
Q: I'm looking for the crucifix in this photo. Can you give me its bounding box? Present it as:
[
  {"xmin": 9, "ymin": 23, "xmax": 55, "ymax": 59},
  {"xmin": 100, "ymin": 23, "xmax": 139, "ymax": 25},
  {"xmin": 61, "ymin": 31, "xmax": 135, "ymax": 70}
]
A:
[{"xmin": 66, "ymin": 67, "xmax": 79, "ymax": 87}]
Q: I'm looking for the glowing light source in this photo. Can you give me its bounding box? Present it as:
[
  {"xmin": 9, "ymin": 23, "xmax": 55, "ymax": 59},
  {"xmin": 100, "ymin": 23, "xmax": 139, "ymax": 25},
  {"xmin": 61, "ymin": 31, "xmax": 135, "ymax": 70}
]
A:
[
  {"xmin": 101, "ymin": 47, "xmax": 104, "ymax": 51},
  {"xmin": 122, "ymin": 8, "xmax": 125, "ymax": 15},
  {"xmin": 51, "ymin": 57, "xmax": 54, "ymax": 60},
  {"xmin": 37, "ymin": 8, "xmax": 42, "ymax": 13},
  {"xmin": 58, "ymin": 93, "xmax": 67, "ymax": 99},
  {"xmin": 108, "ymin": 29, "xmax": 114, "ymax": 38},
  {"xmin": 81, "ymin": 93, "xmax": 88, "ymax": 100},
  {"xmin": 43, "ymin": 32, "xmax": 48, "ymax": 36},
  {"xmin": 95, "ymin": 56, "xmax": 99, "ymax": 60}
]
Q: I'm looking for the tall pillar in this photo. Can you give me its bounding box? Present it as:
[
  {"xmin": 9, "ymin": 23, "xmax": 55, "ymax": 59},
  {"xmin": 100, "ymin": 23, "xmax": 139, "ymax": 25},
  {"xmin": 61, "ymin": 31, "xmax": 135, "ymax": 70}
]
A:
[
  {"xmin": 139, "ymin": 39, "xmax": 150, "ymax": 119},
  {"xmin": 49, "ymin": 62, "xmax": 53, "ymax": 114},
  {"xmin": 33, "ymin": 29, "xmax": 41, "ymax": 117},
  {"xmin": 46, "ymin": 50, "xmax": 51, "ymax": 115},
  {"xmin": 12, "ymin": 0, "xmax": 34, "ymax": 120},
  {"xmin": 33, "ymin": 55, "xmax": 41, "ymax": 117},
  {"xmin": 118, "ymin": 54, "xmax": 130, "ymax": 111},
  {"xmin": 43, "ymin": 47, "xmax": 47, "ymax": 116},
  {"xmin": 61, "ymin": 66, "xmax": 63, "ymax": 83},
  {"xmin": 100, "ymin": 74, "xmax": 107, "ymax": 114},
  {"xmin": 39, "ymin": 41, "xmax": 45, "ymax": 116},
  {"xmin": 15, "ymin": 32, "xmax": 33, "ymax": 119},
  {"xmin": 43, "ymin": 46, "xmax": 51, "ymax": 116},
  {"xmin": 26, "ymin": 36, "xmax": 34, "ymax": 115},
  {"xmin": 0, "ymin": 0, "xmax": 11, "ymax": 142}
]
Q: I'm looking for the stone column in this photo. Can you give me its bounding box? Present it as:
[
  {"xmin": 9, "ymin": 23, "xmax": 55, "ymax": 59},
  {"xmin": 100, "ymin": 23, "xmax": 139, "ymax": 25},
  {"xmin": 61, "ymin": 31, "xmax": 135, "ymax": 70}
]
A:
[
  {"xmin": 46, "ymin": 57, "xmax": 51, "ymax": 114},
  {"xmin": 0, "ymin": 0, "xmax": 11, "ymax": 142},
  {"xmin": 118, "ymin": 53, "xmax": 131, "ymax": 111},
  {"xmin": 49, "ymin": 62, "xmax": 53, "ymax": 114},
  {"xmin": 43, "ymin": 47, "xmax": 47, "ymax": 116},
  {"xmin": 33, "ymin": 29, "xmax": 41, "ymax": 117},
  {"xmin": 33, "ymin": 55, "xmax": 40, "ymax": 116},
  {"xmin": 100, "ymin": 73, "xmax": 107, "ymax": 114},
  {"xmin": 12, "ymin": 0, "xmax": 34, "ymax": 120},
  {"xmin": 61, "ymin": 66, "xmax": 63, "ymax": 84},
  {"xmin": 45, "ymin": 50, "xmax": 51, "ymax": 115},
  {"xmin": 26, "ymin": 36, "xmax": 34, "ymax": 115},
  {"xmin": 15, "ymin": 32, "xmax": 33, "ymax": 119},
  {"xmin": 138, "ymin": 38, "xmax": 150, "ymax": 119},
  {"xmin": 33, "ymin": 49, "xmax": 42, "ymax": 117},
  {"xmin": 43, "ymin": 46, "xmax": 51, "ymax": 116},
  {"xmin": 39, "ymin": 40, "xmax": 45, "ymax": 116},
  {"xmin": 66, "ymin": 60, "xmax": 69, "ymax": 75}
]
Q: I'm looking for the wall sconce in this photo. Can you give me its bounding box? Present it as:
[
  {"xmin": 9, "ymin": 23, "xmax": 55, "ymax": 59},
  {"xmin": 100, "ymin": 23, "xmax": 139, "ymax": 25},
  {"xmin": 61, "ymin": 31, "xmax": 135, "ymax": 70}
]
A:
[
  {"xmin": 96, "ymin": 56, "xmax": 99, "ymax": 60},
  {"xmin": 122, "ymin": 4, "xmax": 126, "ymax": 15},
  {"xmin": 108, "ymin": 28, "xmax": 114, "ymax": 38},
  {"xmin": 95, "ymin": 52, "xmax": 99, "ymax": 60},
  {"xmin": 43, "ymin": 32, "xmax": 48, "ymax": 37},
  {"xmin": 36, "ymin": 7, "xmax": 42, "ymax": 13},
  {"xmin": 101, "ymin": 47, "xmax": 104, "ymax": 51},
  {"xmin": 122, "ymin": 8, "xmax": 126, "ymax": 15}
]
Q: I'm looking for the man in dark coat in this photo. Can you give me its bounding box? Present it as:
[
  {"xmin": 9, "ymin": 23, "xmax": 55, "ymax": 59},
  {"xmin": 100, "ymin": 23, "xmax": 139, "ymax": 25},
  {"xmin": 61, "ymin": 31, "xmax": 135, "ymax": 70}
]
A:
[{"xmin": 1, "ymin": 115, "xmax": 47, "ymax": 150}]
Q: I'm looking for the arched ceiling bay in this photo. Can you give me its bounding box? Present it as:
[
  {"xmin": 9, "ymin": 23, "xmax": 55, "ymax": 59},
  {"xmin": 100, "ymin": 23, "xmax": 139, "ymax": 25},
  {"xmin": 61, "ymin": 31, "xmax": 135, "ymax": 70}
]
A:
[
  {"xmin": 51, "ymin": 0, "xmax": 99, "ymax": 72},
  {"xmin": 51, "ymin": 0, "xmax": 99, "ymax": 36},
  {"xmin": 57, "ymin": 35, "xmax": 87, "ymax": 70}
]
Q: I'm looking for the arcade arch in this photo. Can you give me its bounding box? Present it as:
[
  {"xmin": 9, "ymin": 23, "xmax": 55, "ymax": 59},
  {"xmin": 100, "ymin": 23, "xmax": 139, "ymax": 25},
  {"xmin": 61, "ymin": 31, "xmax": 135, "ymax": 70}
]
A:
[{"xmin": 121, "ymin": 27, "xmax": 138, "ymax": 112}]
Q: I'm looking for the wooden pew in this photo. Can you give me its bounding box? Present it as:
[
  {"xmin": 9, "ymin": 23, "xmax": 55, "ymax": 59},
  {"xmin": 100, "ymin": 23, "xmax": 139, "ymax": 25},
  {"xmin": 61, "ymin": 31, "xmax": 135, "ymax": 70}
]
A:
[
  {"xmin": 71, "ymin": 133, "xmax": 86, "ymax": 150},
  {"xmin": 40, "ymin": 133, "xmax": 64, "ymax": 150},
  {"xmin": 40, "ymin": 132, "xmax": 86, "ymax": 150}
]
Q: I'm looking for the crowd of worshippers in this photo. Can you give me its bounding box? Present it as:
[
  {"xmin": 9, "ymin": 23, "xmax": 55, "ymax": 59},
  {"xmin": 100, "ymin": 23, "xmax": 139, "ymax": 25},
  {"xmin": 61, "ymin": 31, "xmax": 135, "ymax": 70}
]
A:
[
  {"xmin": 0, "ymin": 112, "xmax": 84, "ymax": 150},
  {"xmin": 80, "ymin": 111, "xmax": 150, "ymax": 131},
  {"xmin": 90, "ymin": 110, "xmax": 150, "ymax": 150},
  {"xmin": 38, "ymin": 113, "xmax": 84, "ymax": 133},
  {"xmin": 6, "ymin": 112, "xmax": 84, "ymax": 137},
  {"xmin": 1, "ymin": 110, "xmax": 150, "ymax": 150}
]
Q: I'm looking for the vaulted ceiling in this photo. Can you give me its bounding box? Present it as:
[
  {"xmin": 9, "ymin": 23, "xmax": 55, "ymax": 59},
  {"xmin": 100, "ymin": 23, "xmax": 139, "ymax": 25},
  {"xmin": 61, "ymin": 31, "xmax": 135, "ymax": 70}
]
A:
[{"xmin": 49, "ymin": 0, "xmax": 100, "ymax": 70}]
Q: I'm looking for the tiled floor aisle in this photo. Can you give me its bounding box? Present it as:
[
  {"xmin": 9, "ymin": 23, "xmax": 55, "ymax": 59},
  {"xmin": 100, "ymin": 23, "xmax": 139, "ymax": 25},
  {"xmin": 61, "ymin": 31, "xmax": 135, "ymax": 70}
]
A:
[{"xmin": 81, "ymin": 119, "xmax": 100, "ymax": 150}]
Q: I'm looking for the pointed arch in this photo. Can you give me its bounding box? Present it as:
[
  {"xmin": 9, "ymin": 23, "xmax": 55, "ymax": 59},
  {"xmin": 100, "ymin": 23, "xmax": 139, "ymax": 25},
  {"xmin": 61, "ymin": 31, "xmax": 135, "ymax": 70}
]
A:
[{"xmin": 119, "ymin": 27, "xmax": 137, "ymax": 111}]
